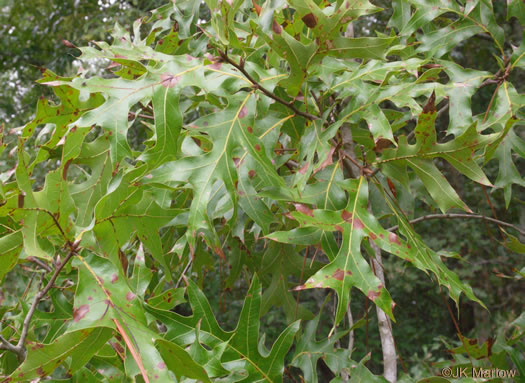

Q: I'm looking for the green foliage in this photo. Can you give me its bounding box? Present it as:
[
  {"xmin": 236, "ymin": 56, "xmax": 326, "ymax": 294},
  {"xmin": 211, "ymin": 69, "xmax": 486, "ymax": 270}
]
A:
[{"xmin": 1, "ymin": 0, "xmax": 524, "ymax": 382}]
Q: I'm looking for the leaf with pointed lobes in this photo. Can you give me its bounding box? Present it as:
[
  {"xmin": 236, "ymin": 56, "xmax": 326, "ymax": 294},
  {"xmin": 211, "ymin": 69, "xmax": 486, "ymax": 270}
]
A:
[
  {"xmin": 292, "ymin": 177, "xmax": 395, "ymax": 324},
  {"xmin": 145, "ymin": 275, "xmax": 300, "ymax": 382},
  {"xmin": 155, "ymin": 339, "xmax": 212, "ymax": 382},
  {"xmin": 422, "ymin": 91, "xmax": 436, "ymax": 114},
  {"xmin": 7, "ymin": 328, "xmax": 113, "ymax": 382},
  {"xmin": 291, "ymin": 309, "xmax": 351, "ymax": 383},
  {"xmin": 252, "ymin": 0, "xmax": 262, "ymax": 15}
]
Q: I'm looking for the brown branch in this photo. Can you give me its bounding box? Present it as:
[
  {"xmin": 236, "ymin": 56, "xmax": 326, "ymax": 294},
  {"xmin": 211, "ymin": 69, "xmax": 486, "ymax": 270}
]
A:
[
  {"xmin": 0, "ymin": 244, "xmax": 79, "ymax": 361},
  {"xmin": 439, "ymin": 290, "xmax": 475, "ymax": 367},
  {"xmin": 128, "ymin": 111, "xmax": 154, "ymax": 120},
  {"xmin": 27, "ymin": 257, "xmax": 52, "ymax": 272},
  {"xmin": 387, "ymin": 213, "xmax": 525, "ymax": 236},
  {"xmin": 17, "ymin": 207, "xmax": 67, "ymax": 241},
  {"xmin": 217, "ymin": 50, "xmax": 319, "ymax": 121}
]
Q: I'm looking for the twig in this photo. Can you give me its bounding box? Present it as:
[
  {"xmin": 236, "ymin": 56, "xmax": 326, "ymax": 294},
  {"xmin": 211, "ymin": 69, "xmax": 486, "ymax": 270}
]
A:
[
  {"xmin": 294, "ymin": 247, "xmax": 309, "ymax": 321},
  {"xmin": 17, "ymin": 207, "xmax": 68, "ymax": 242},
  {"xmin": 483, "ymin": 82, "xmax": 501, "ymax": 123},
  {"xmin": 347, "ymin": 302, "xmax": 354, "ymax": 357},
  {"xmin": 474, "ymin": 33, "xmax": 494, "ymax": 42},
  {"xmin": 27, "ymin": 257, "xmax": 52, "ymax": 272},
  {"xmin": 217, "ymin": 50, "xmax": 318, "ymax": 121},
  {"xmin": 439, "ymin": 290, "xmax": 474, "ymax": 367},
  {"xmin": 387, "ymin": 213, "xmax": 525, "ymax": 236},
  {"xmin": 0, "ymin": 335, "xmax": 20, "ymax": 355},
  {"xmin": 0, "ymin": 244, "xmax": 79, "ymax": 361},
  {"xmin": 128, "ymin": 111, "xmax": 154, "ymax": 120},
  {"xmin": 175, "ymin": 258, "xmax": 192, "ymax": 289}
]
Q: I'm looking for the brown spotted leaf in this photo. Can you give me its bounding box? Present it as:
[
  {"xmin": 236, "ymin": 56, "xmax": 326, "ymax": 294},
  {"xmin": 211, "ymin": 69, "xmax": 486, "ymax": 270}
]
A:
[
  {"xmin": 294, "ymin": 177, "xmax": 394, "ymax": 324},
  {"xmin": 7, "ymin": 328, "xmax": 112, "ymax": 382},
  {"xmin": 70, "ymin": 253, "xmax": 175, "ymax": 381},
  {"xmin": 294, "ymin": 203, "xmax": 315, "ymax": 217},
  {"xmin": 302, "ymin": 13, "xmax": 318, "ymax": 28}
]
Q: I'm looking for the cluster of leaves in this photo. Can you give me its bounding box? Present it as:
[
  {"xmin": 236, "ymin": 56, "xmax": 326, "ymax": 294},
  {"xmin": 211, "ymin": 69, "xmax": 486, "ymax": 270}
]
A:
[{"xmin": 1, "ymin": 0, "xmax": 524, "ymax": 382}]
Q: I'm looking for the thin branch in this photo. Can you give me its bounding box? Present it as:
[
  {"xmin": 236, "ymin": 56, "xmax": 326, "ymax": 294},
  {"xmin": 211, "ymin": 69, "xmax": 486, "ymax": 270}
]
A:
[
  {"xmin": 439, "ymin": 290, "xmax": 475, "ymax": 366},
  {"xmin": 295, "ymin": 247, "xmax": 309, "ymax": 321},
  {"xmin": 175, "ymin": 258, "xmax": 192, "ymax": 289},
  {"xmin": 128, "ymin": 111, "xmax": 154, "ymax": 120},
  {"xmin": 387, "ymin": 213, "xmax": 525, "ymax": 236},
  {"xmin": 369, "ymin": 216, "xmax": 397, "ymax": 383},
  {"xmin": 347, "ymin": 303, "xmax": 354, "ymax": 357},
  {"xmin": 17, "ymin": 207, "xmax": 67, "ymax": 241},
  {"xmin": 474, "ymin": 33, "xmax": 494, "ymax": 42},
  {"xmin": 310, "ymin": 90, "xmax": 324, "ymax": 116},
  {"xmin": 0, "ymin": 335, "xmax": 20, "ymax": 355},
  {"xmin": 1, "ymin": 244, "xmax": 78, "ymax": 361},
  {"xmin": 217, "ymin": 50, "xmax": 319, "ymax": 121},
  {"xmin": 26, "ymin": 257, "xmax": 52, "ymax": 272},
  {"xmin": 330, "ymin": 138, "xmax": 361, "ymax": 178}
]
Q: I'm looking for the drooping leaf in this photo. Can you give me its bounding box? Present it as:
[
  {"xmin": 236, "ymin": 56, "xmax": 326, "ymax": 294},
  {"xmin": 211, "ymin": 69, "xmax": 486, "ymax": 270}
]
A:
[
  {"xmin": 146, "ymin": 275, "xmax": 300, "ymax": 382},
  {"xmin": 291, "ymin": 313, "xmax": 350, "ymax": 383},
  {"xmin": 7, "ymin": 328, "xmax": 112, "ymax": 382},
  {"xmin": 291, "ymin": 177, "xmax": 395, "ymax": 324}
]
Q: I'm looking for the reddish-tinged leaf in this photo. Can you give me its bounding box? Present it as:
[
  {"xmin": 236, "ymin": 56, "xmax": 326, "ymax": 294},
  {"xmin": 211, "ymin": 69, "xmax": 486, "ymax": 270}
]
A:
[
  {"xmin": 388, "ymin": 232, "xmax": 401, "ymax": 245},
  {"xmin": 214, "ymin": 246, "xmax": 226, "ymax": 260},
  {"xmin": 294, "ymin": 203, "xmax": 314, "ymax": 217},
  {"xmin": 252, "ymin": 0, "xmax": 262, "ymax": 15},
  {"xmin": 118, "ymin": 248, "xmax": 128, "ymax": 274},
  {"xmin": 61, "ymin": 39, "xmax": 77, "ymax": 48},
  {"xmin": 238, "ymin": 105, "xmax": 249, "ymax": 118},
  {"xmin": 314, "ymin": 147, "xmax": 335, "ymax": 174},
  {"xmin": 333, "ymin": 269, "xmax": 345, "ymax": 281},
  {"xmin": 368, "ymin": 289, "xmax": 381, "ymax": 301},
  {"xmin": 73, "ymin": 304, "xmax": 90, "ymax": 322},
  {"xmin": 160, "ymin": 73, "xmax": 179, "ymax": 88},
  {"xmin": 272, "ymin": 19, "xmax": 282, "ymax": 34},
  {"xmin": 387, "ymin": 178, "xmax": 397, "ymax": 198},
  {"xmin": 353, "ymin": 217, "xmax": 364, "ymax": 230},
  {"xmin": 302, "ymin": 13, "xmax": 318, "ymax": 28},
  {"xmin": 373, "ymin": 138, "xmax": 393, "ymax": 153},
  {"xmin": 341, "ymin": 210, "xmax": 352, "ymax": 222},
  {"xmin": 18, "ymin": 193, "xmax": 25, "ymax": 208},
  {"xmin": 422, "ymin": 91, "xmax": 436, "ymax": 114},
  {"xmin": 298, "ymin": 162, "xmax": 309, "ymax": 174},
  {"xmin": 113, "ymin": 318, "xmax": 150, "ymax": 383},
  {"xmin": 62, "ymin": 159, "xmax": 72, "ymax": 180}
]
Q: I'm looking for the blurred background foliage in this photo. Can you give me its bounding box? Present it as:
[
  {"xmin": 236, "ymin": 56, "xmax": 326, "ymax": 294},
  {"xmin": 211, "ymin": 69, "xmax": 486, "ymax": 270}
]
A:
[{"xmin": 0, "ymin": 0, "xmax": 523, "ymax": 380}]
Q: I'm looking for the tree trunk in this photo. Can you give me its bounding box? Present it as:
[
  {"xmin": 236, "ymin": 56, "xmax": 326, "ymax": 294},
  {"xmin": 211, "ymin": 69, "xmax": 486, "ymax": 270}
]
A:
[{"xmin": 370, "ymin": 235, "xmax": 397, "ymax": 383}]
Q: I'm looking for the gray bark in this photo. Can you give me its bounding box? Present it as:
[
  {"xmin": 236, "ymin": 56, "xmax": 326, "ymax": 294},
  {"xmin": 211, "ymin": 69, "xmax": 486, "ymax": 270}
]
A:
[{"xmin": 370, "ymin": 231, "xmax": 397, "ymax": 383}]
